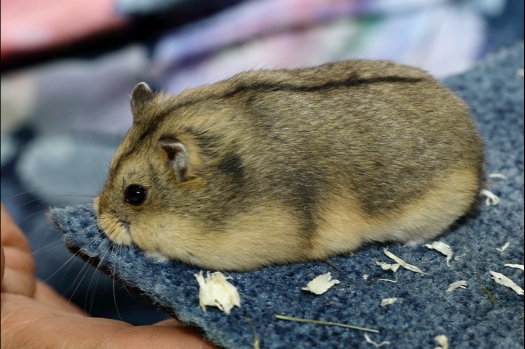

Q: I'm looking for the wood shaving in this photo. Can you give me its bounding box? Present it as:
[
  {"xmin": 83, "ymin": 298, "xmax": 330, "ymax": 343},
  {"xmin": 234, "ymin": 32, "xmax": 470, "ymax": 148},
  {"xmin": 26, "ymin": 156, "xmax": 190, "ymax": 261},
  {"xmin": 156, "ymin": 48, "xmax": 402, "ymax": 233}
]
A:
[
  {"xmin": 195, "ymin": 271, "xmax": 241, "ymax": 314},
  {"xmin": 434, "ymin": 334, "xmax": 449, "ymax": 349},
  {"xmin": 383, "ymin": 248, "xmax": 425, "ymax": 275},
  {"xmin": 246, "ymin": 318, "xmax": 260, "ymax": 349},
  {"xmin": 425, "ymin": 241, "xmax": 453, "ymax": 266},
  {"xmin": 446, "ymin": 280, "xmax": 468, "ymax": 293},
  {"xmin": 488, "ymin": 173, "xmax": 507, "ymax": 179},
  {"xmin": 376, "ymin": 261, "xmax": 401, "ymax": 272},
  {"xmin": 496, "ymin": 242, "xmax": 510, "ymax": 252},
  {"xmin": 481, "ymin": 189, "xmax": 499, "ymax": 205},
  {"xmin": 302, "ymin": 272, "xmax": 340, "ymax": 295},
  {"xmin": 380, "ymin": 298, "xmax": 399, "ymax": 307},
  {"xmin": 363, "ymin": 274, "xmax": 369, "ymax": 280},
  {"xmin": 364, "ymin": 333, "xmax": 390, "ymax": 347},
  {"xmin": 490, "ymin": 271, "xmax": 524, "ymax": 295},
  {"xmin": 505, "ymin": 264, "xmax": 524, "ymax": 270},
  {"xmin": 517, "ymin": 68, "xmax": 524, "ymax": 77},
  {"xmin": 378, "ymin": 276, "xmax": 398, "ymax": 283},
  {"xmin": 479, "ymin": 287, "xmax": 497, "ymax": 304},
  {"xmin": 275, "ymin": 314, "xmax": 379, "ymax": 333}
]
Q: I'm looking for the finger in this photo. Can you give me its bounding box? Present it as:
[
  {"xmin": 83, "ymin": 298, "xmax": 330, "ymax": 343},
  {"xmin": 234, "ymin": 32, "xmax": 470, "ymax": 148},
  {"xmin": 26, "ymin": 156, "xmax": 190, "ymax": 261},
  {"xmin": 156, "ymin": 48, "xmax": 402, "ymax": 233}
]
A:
[
  {"xmin": 108, "ymin": 323, "xmax": 217, "ymax": 349},
  {"xmin": 0, "ymin": 246, "xmax": 35, "ymax": 297},
  {"xmin": 154, "ymin": 318, "xmax": 183, "ymax": 327},
  {"xmin": 0, "ymin": 204, "xmax": 36, "ymax": 297},
  {"xmin": 1, "ymin": 204, "xmax": 31, "ymax": 253},
  {"xmin": 1, "ymin": 293, "xmax": 217, "ymax": 349},
  {"xmin": 33, "ymin": 280, "xmax": 86, "ymax": 316},
  {"xmin": 1, "ymin": 293, "xmax": 86, "ymax": 349}
]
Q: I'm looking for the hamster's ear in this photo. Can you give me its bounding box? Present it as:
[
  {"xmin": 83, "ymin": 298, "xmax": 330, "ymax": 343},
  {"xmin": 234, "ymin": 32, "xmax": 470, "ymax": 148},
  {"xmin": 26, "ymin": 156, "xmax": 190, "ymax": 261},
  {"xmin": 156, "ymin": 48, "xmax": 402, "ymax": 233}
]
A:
[
  {"xmin": 131, "ymin": 82, "xmax": 155, "ymax": 119},
  {"xmin": 158, "ymin": 138, "xmax": 189, "ymax": 182}
]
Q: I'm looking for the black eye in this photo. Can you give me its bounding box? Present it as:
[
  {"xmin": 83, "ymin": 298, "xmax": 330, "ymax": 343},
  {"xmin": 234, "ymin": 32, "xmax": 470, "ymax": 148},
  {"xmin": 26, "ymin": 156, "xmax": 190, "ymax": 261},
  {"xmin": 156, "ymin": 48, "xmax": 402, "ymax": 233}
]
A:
[{"xmin": 124, "ymin": 185, "xmax": 147, "ymax": 206}]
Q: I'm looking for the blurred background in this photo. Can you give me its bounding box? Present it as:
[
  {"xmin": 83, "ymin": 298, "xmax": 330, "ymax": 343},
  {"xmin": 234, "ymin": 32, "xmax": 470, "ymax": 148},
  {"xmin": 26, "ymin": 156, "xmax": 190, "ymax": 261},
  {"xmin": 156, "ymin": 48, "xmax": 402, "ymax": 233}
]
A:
[{"xmin": 1, "ymin": 0, "xmax": 523, "ymax": 325}]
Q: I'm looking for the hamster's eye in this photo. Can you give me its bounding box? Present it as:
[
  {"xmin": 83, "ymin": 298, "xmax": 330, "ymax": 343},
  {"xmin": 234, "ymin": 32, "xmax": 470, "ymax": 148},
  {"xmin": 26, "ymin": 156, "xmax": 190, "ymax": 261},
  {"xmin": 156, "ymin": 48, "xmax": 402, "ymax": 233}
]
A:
[{"xmin": 124, "ymin": 185, "xmax": 147, "ymax": 206}]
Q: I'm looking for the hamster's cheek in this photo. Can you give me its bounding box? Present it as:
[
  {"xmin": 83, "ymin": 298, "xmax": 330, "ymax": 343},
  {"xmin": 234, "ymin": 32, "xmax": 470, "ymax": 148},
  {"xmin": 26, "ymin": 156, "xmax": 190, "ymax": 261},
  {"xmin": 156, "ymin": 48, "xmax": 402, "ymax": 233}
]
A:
[
  {"xmin": 129, "ymin": 217, "xmax": 207, "ymax": 264},
  {"xmin": 97, "ymin": 212, "xmax": 133, "ymax": 245},
  {"xmin": 128, "ymin": 220, "xmax": 172, "ymax": 254}
]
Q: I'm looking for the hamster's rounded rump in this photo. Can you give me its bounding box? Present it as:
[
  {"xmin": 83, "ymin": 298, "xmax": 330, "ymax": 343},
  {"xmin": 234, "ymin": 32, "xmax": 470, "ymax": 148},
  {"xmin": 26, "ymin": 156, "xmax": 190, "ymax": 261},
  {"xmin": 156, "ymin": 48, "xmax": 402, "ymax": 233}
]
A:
[{"xmin": 95, "ymin": 60, "xmax": 483, "ymax": 271}]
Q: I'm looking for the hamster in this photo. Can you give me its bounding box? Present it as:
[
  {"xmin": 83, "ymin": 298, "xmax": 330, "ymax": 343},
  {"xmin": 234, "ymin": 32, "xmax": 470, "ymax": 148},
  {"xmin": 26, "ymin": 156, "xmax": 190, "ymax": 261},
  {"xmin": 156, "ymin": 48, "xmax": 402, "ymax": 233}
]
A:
[{"xmin": 94, "ymin": 60, "xmax": 484, "ymax": 271}]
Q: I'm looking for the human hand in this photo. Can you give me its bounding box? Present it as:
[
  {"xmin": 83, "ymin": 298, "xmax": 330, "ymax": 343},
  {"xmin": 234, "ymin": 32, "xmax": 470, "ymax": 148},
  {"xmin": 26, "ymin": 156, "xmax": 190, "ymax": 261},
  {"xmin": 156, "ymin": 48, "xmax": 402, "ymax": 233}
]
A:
[{"xmin": 1, "ymin": 203, "xmax": 216, "ymax": 348}]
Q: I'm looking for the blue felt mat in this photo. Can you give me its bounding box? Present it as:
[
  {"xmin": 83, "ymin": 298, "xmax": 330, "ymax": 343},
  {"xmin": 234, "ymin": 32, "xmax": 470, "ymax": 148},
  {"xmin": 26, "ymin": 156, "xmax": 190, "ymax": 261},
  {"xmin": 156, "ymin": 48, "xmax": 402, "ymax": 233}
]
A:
[{"xmin": 51, "ymin": 43, "xmax": 524, "ymax": 349}]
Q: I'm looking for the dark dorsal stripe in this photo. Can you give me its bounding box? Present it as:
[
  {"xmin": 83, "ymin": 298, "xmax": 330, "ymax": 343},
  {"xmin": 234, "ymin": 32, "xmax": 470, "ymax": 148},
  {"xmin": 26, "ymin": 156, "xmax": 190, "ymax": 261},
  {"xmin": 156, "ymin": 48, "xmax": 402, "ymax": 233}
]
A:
[
  {"xmin": 221, "ymin": 76, "xmax": 423, "ymax": 97},
  {"xmin": 138, "ymin": 75, "xmax": 423, "ymax": 143},
  {"xmin": 111, "ymin": 75, "xmax": 423, "ymax": 179}
]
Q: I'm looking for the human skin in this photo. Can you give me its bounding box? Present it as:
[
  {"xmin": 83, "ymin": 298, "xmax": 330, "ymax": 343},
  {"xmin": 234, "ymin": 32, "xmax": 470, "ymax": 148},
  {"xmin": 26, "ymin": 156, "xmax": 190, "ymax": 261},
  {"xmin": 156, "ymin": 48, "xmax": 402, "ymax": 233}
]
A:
[{"xmin": 1, "ymin": 203, "xmax": 215, "ymax": 349}]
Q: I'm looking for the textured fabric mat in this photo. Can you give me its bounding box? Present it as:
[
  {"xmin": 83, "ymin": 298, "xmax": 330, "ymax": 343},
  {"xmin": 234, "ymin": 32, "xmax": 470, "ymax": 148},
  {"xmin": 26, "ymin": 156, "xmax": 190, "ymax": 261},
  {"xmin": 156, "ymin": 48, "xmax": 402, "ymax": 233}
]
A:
[{"xmin": 51, "ymin": 43, "xmax": 524, "ymax": 349}]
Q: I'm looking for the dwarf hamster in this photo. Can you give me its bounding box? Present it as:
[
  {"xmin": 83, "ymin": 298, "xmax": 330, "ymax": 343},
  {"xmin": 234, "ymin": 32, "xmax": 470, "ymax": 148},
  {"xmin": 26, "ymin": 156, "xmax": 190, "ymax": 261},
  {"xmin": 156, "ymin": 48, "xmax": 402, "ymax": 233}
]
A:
[{"xmin": 94, "ymin": 60, "xmax": 483, "ymax": 271}]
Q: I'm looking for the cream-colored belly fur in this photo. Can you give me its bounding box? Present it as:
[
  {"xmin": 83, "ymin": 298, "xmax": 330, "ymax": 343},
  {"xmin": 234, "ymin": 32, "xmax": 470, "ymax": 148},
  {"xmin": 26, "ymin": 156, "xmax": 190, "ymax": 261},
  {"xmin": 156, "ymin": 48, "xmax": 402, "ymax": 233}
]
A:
[{"xmin": 98, "ymin": 169, "xmax": 478, "ymax": 271}]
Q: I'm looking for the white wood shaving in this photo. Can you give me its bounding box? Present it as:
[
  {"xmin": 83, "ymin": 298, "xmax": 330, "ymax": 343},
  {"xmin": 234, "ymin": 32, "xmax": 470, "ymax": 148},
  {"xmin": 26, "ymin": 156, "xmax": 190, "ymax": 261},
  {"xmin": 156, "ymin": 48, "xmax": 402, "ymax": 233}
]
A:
[
  {"xmin": 481, "ymin": 189, "xmax": 499, "ymax": 205},
  {"xmin": 505, "ymin": 264, "xmax": 524, "ymax": 270},
  {"xmin": 194, "ymin": 271, "xmax": 241, "ymax": 314},
  {"xmin": 425, "ymin": 241, "xmax": 453, "ymax": 266},
  {"xmin": 383, "ymin": 248, "xmax": 425, "ymax": 275},
  {"xmin": 378, "ymin": 276, "xmax": 398, "ymax": 283},
  {"xmin": 302, "ymin": 272, "xmax": 340, "ymax": 295},
  {"xmin": 380, "ymin": 298, "xmax": 399, "ymax": 307},
  {"xmin": 517, "ymin": 68, "xmax": 524, "ymax": 77},
  {"xmin": 376, "ymin": 261, "xmax": 401, "ymax": 272},
  {"xmin": 446, "ymin": 280, "xmax": 468, "ymax": 293},
  {"xmin": 363, "ymin": 274, "xmax": 369, "ymax": 280},
  {"xmin": 496, "ymin": 242, "xmax": 510, "ymax": 252},
  {"xmin": 434, "ymin": 334, "xmax": 449, "ymax": 349},
  {"xmin": 488, "ymin": 173, "xmax": 507, "ymax": 179},
  {"xmin": 364, "ymin": 333, "xmax": 390, "ymax": 347},
  {"xmin": 490, "ymin": 271, "xmax": 524, "ymax": 295}
]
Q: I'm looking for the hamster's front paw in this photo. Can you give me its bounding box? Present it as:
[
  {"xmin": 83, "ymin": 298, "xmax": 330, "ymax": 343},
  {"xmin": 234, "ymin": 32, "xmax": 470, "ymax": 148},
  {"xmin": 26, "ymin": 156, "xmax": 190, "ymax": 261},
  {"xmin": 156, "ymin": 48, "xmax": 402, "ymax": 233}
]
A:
[
  {"xmin": 144, "ymin": 251, "xmax": 170, "ymax": 263},
  {"xmin": 403, "ymin": 239, "xmax": 425, "ymax": 247}
]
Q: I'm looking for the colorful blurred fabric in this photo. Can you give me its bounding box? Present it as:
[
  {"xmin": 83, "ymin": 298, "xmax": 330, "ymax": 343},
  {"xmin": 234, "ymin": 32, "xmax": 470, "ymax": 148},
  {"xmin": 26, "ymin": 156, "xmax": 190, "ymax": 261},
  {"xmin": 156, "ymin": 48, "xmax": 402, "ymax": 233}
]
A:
[{"xmin": 1, "ymin": 0, "xmax": 128, "ymax": 63}]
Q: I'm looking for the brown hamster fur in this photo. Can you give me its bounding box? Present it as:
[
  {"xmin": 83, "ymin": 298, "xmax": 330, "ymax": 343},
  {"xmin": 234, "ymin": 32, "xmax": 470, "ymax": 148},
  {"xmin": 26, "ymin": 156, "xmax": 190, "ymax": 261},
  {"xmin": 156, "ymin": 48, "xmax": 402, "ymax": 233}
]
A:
[{"xmin": 94, "ymin": 60, "xmax": 483, "ymax": 271}]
